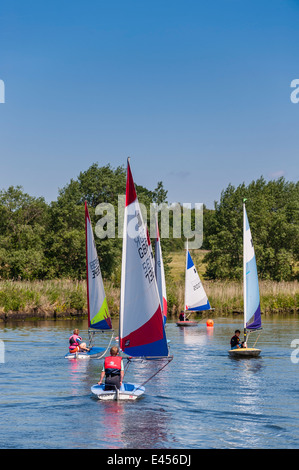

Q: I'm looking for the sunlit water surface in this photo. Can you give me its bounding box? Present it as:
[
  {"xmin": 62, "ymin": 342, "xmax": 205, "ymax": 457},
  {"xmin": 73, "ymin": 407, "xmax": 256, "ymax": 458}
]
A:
[{"xmin": 0, "ymin": 317, "xmax": 299, "ymax": 449}]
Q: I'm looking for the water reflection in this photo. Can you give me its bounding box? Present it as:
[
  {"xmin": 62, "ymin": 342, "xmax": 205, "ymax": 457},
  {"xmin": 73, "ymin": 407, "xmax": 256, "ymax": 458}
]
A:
[
  {"xmin": 224, "ymin": 357, "xmax": 266, "ymax": 447},
  {"xmin": 94, "ymin": 401, "xmax": 126, "ymax": 448},
  {"xmin": 67, "ymin": 358, "xmax": 90, "ymax": 396},
  {"xmin": 120, "ymin": 405, "xmax": 170, "ymax": 448},
  {"xmin": 206, "ymin": 326, "xmax": 214, "ymax": 337},
  {"xmin": 179, "ymin": 326, "xmax": 209, "ymax": 346}
]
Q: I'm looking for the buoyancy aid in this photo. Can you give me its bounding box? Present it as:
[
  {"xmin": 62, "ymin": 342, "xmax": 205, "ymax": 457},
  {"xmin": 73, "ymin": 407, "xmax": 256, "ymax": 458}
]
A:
[
  {"xmin": 69, "ymin": 334, "xmax": 82, "ymax": 351},
  {"xmin": 230, "ymin": 335, "xmax": 240, "ymax": 348},
  {"xmin": 104, "ymin": 356, "xmax": 122, "ymax": 376}
]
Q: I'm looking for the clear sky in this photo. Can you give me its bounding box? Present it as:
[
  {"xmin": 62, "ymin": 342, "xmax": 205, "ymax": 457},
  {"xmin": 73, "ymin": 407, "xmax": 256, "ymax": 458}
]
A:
[{"xmin": 0, "ymin": 0, "xmax": 298, "ymax": 208}]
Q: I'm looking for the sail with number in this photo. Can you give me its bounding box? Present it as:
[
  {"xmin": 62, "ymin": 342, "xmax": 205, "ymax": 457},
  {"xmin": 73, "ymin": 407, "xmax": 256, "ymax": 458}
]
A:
[
  {"xmin": 154, "ymin": 214, "xmax": 167, "ymax": 325},
  {"xmin": 119, "ymin": 159, "xmax": 168, "ymax": 357},
  {"xmin": 243, "ymin": 202, "xmax": 262, "ymax": 330},
  {"xmin": 85, "ymin": 201, "xmax": 112, "ymax": 330},
  {"xmin": 184, "ymin": 240, "xmax": 210, "ymax": 312}
]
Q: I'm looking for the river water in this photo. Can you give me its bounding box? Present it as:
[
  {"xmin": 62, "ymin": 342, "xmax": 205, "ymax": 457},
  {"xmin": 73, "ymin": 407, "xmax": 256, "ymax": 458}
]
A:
[{"xmin": 0, "ymin": 316, "xmax": 299, "ymax": 449}]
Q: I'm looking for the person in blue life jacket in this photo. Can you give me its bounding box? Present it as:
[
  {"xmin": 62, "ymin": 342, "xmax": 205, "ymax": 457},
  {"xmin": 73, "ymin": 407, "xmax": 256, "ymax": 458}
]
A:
[
  {"xmin": 98, "ymin": 346, "xmax": 125, "ymax": 391},
  {"xmin": 230, "ymin": 329, "xmax": 245, "ymax": 349}
]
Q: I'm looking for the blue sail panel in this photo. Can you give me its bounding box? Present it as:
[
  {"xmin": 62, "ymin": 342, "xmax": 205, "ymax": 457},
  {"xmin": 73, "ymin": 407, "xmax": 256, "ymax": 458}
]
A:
[
  {"xmin": 244, "ymin": 208, "xmax": 262, "ymax": 330},
  {"xmin": 187, "ymin": 251, "xmax": 194, "ymax": 269},
  {"xmin": 187, "ymin": 300, "xmax": 211, "ymax": 312}
]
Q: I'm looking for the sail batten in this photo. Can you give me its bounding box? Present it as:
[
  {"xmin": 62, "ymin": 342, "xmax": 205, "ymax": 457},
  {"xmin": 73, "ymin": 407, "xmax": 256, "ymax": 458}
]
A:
[
  {"xmin": 85, "ymin": 202, "xmax": 112, "ymax": 330},
  {"xmin": 119, "ymin": 160, "xmax": 168, "ymax": 357}
]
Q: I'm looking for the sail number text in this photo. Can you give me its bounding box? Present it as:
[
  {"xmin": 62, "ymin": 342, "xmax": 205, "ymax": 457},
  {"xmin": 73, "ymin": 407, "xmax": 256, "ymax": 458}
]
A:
[{"xmin": 134, "ymin": 234, "xmax": 155, "ymax": 284}]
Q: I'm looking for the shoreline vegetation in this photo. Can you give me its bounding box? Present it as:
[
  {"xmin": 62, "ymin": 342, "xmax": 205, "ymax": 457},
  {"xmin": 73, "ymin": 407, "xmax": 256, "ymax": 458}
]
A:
[
  {"xmin": 0, "ymin": 277, "xmax": 298, "ymax": 322},
  {"xmin": 0, "ymin": 169, "xmax": 298, "ymax": 322}
]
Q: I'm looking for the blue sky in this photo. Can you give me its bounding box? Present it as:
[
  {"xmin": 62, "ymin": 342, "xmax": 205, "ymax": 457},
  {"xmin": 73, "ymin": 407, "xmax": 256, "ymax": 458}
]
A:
[{"xmin": 0, "ymin": 0, "xmax": 298, "ymax": 208}]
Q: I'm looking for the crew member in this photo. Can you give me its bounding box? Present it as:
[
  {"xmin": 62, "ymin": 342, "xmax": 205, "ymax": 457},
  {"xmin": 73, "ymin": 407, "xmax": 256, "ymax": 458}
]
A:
[
  {"xmin": 230, "ymin": 329, "xmax": 244, "ymax": 349},
  {"xmin": 69, "ymin": 329, "xmax": 90, "ymax": 353},
  {"xmin": 98, "ymin": 346, "xmax": 124, "ymax": 391}
]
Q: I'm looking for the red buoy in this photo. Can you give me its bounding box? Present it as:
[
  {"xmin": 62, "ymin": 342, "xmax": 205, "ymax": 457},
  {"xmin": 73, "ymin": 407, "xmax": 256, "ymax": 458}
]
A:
[{"xmin": 206, "ymin": 319, "xmax": 214, "ymax": 327}]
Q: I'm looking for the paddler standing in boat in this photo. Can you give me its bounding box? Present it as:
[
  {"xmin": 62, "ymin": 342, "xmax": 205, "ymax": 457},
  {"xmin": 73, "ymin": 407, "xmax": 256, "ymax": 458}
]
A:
[{"xmin": 98, "ymin": 346, "xmax": 125, "ymax": 391}]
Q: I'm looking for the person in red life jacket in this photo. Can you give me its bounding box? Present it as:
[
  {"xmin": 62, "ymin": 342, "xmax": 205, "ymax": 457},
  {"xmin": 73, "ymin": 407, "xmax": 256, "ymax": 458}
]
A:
[
  {"xmin": 98, "ymin": 346, "xmax": 124, "ymax": 391},
  {"xmin": 230, "ymin": 329, "xmax": 245, "ymax": 349},
  {"xmin": 179, "ymin": 311, "xmax": 189, "ymax": 321},
  {"xmin": 69, "ymin": 329, "xmax": 90, "ymax": 353}
]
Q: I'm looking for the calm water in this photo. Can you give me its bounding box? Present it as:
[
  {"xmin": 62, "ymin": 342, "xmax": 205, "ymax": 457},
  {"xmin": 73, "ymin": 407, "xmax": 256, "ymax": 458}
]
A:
[{"xmin": 0, "ymin": 316, "xmax": 299, "ymax": 449}]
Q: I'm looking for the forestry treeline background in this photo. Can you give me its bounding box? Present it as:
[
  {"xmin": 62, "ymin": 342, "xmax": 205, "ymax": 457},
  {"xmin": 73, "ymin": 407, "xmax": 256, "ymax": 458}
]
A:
[{"xmin": 0, "ymin": 163, "xmax": 298, "ymax": 283}]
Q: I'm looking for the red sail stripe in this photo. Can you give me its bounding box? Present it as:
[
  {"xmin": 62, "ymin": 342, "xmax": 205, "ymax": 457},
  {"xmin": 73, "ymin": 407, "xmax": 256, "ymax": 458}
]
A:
[
  {"xmin": 125, "ymin": 160, "xmax": 137, "ymax": 207},
  {"xmin": 120, "ymin": 306, "xmax": 163, "ymax": 350}
]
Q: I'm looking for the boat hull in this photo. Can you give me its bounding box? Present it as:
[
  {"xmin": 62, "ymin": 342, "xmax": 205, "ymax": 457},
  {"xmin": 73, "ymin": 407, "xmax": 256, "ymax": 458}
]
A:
[
  {"xmin": 64, "ymin": 346, "xmax": 106, "ymax": 359},
  {"xmin": 91, "ymin": 383, "xmax": 145, "ymax": 401},
  {"xmin": 176, "ymin": 321, "xmax": 198, "ymax": 327},
  {"xmin": 228, "ymin": 347, "xmax": 261, "ymax": 358}
]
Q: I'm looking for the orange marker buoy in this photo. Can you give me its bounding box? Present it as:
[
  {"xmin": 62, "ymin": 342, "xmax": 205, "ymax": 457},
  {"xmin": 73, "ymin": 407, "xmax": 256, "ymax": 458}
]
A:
[{"xmin": 206, "ymin": 319, "xmax": 214, "ymax": 327}]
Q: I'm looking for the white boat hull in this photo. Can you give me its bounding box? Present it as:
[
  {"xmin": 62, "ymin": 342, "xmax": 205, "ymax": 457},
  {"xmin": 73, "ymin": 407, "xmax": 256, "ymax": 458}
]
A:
[
  {"xmin": 228, "ymin": 347, "xmax": 261, "ymax": 358},
  {"xmin": 91, "ymin": 383, "xmax": 145, "ymax": 401},
  {"xmin": 65, "ymin": 346, "xmax": 106, "ymax": 360}
]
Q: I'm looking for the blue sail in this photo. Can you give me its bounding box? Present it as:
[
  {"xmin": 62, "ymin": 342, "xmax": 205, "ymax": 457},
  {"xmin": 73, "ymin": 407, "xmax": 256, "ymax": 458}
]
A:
[
  {"xmin": 185, "ymin": 247, "xmax": 210, "ymax": 312},
  {"xmin": 244, "ymin": 208, "xmax": 262, "ymax": 330}
]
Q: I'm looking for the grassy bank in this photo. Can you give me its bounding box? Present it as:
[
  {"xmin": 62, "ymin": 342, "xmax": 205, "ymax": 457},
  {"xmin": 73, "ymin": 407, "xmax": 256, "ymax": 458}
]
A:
[
  {"xmin": 0, "ymin": 251, "xmax": 298, "ymax": 319},
  {"xmin": 0, "ymin": 278, "xmax": 298, "ymax": 320}
]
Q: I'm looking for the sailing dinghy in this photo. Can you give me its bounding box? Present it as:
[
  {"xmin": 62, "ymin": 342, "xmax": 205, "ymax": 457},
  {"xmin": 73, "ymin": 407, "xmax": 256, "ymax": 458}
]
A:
[
  {"xmin": 228, "ymin": 200, "xmax": 262, "ymax": 357},
  {"xmin": 65, "ymin": 202, "xmax": 114, "ymax": 359},
  {"xmin": 154, "ymin": 213, "xmax": 167, "ymax": 326},
  {"xmin": 176, "ymin": 240, "xmax": 211, "ymax": 327},
  {"xmin": 91, "ymin": 159, "xmax": 172, "ymax": 400}
]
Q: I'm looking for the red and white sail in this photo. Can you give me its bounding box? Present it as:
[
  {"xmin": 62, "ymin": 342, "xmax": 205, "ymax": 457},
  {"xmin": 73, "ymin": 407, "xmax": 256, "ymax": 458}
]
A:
[
  {"xmin": 119, "ymin": 159, "xmax": 168, "ymax": 357},
  {"xmin": 154, "ymin": 214, "xmax": 167, "ymax": 325}
]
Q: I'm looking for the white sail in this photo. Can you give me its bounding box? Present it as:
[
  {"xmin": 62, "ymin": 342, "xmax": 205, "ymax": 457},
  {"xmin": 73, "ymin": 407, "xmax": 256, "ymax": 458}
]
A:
[
  {"xmin": 243, "ymin": 202, "xmax": 261, "ymax": 330},
  {"xmin": 119, "ymin": 159, "xmax": 168, "ymax": 357},
  {"xmin": 184, "ymin": 240, "xmax": 210, "ymax": 312},
  {"xmin": 85, "ymin": 202, "xmax": 112, "ymax": 330},
  {"xmin": 154, "ymin": 214, "xmax": 167, "ymax": 325}
]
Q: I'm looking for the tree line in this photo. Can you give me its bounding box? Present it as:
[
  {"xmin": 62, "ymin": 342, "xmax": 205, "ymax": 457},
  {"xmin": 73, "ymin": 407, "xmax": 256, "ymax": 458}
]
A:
[{"xmin": 0, "ymin": 163, "xmax": 298, "ymax": 282}]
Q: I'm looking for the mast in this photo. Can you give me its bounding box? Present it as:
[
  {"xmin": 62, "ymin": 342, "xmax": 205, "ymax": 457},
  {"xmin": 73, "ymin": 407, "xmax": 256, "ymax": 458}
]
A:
[
  {"xmin": 85, "ymin": 201, "xmax": 91, "ymax": 328},
  {"xmin": 184, "ymin": 239, "xmax": 188, "ymax": 318},
  {"xmin": 243, "ymin": 199, "xmax": 247, "ymax": 346}
]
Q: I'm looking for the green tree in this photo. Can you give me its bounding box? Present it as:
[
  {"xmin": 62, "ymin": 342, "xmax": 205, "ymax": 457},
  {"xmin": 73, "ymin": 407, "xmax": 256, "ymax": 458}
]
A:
[
  {"xmin": 204, "ymin": 177, "xmax": 299, "ymax": 281},
  {"xmin": 0, "ymin": 186, "xmax": 49, "ymax": 279}
]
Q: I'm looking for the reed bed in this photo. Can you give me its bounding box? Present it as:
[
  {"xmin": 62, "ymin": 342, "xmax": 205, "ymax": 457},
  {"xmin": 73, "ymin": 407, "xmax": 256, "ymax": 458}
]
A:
[{"xmin": 0, "ymin": 278, "xmax": 298, "ymax": 318}]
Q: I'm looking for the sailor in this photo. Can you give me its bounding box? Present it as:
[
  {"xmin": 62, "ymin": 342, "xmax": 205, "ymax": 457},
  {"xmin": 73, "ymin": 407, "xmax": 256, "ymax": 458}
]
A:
[
  {"xmin": 98, "ymin": 346, "xmax": 124, "ymax": 391},
  {"xmin": 69, "ymin": 329, "xmax": 90, "ymax": 353},
  {"xmin": 179, "ymin": 311, "xmax": 189, "ymax": 321},
  {"xmin": 230, "ymin": 329, "xmax": 244, "ymax": 349}
]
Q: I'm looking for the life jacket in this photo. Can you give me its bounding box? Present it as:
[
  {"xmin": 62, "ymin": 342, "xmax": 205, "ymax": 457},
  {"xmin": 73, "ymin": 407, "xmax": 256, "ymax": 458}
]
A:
[
  {"xmin": 230, "ymin": 335, "xmax": 240, "ymax": 348},
  {"xmin": 69, "ymin": 334, "xmax": 82, "ymax": 352},
  {"xmin": 104, "ymin": 356, "xmax": 122, "ymax": 376}
]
